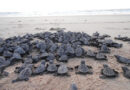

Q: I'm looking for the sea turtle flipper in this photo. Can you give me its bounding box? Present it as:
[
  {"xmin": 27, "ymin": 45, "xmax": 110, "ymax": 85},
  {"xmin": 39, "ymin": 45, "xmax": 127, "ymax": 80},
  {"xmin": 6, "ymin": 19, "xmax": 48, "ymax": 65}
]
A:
[
  {"xmin": 68, "ymin": 67, "xmax": 73, "ymax": 71},
  {"xmin": 99, "ymin": 75, "xmax": 106, "ymax": 79},
  {"xmin": 12, "ymin": 78, "xmax": 20, "ymax": 83},
  {"xmin": 25, "ymin": 78, "xmax": 29, "ymax": 81},
  {"xmin": 74, "ymin": 66, "xmax": 79, "ymax": 70},
  {"xmin": 87, "ymin": 65, "xmax": 92, "ymax": 69}
]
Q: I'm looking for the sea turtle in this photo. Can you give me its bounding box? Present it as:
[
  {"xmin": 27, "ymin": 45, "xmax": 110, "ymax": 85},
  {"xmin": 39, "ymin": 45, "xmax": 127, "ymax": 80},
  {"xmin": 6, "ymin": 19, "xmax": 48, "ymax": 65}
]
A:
[
  {"xmin": 115, "ymin": 55, "xmax": 130, "ymax": 65},
  {"xmin": 0, "ymin": 47, "xmax": 4, "ymax": 54},
  {"xmin": 46, "ymin": 53, "xmax": 55, "ymax": 61},
  {"xmin": 57, "ymin": 46, "xmax": 65, "ymax": 56},
  {"xmin": 11, "ymin": 53, "xmax": 22, "ymax": 61},
  {"xmin": 111, "ymin": 43, "xmax": 122, "ymax": 48},
  {"xmin": 122, "ymin": 66, "xmax": 130, "ymax": 79},
  {"xmin": 99, "ymin": 34, "xmax": 110, "ymax": 39},
  {"xmin": 102, "ymin": 39, "xmax": 113, "ymax": 46},
  {"xmin": 93, "ymin": 32, "xmax": 99, "ymax": 37},
  {"xmin": 23, "ymin": 56, "xmax": 33, "ymax": 64},
  {"xmin": 46, "ymin": 60, "xmax": 57, "ymax": 73},
  {"xmin": 54, "ymin": 63, "xmax": 71, "ymax": 76},
  {"xmin": 14, "ymin": 63, "xmax": 33, "ymax": 73},
  {"xmin": 14, "ymin": 46, "xmax": 25, "ymax": 55},
  {"xmin": 95, "ymin": 53, "xmax": 107, "ymax": 60},
  {"xmin": 58, "ymin": 54, "xmax": 69, "ymax": 62},
  {"xmin": 75, "ymin": 45, "xmax": 84, "ymax": 57},
  {"xmin": 65, "ymin": 44, "xmax": 75, "ymax": 56},
  {"xmin": 32, "ymin": 54, "xmax": 40, "ymax": 63},
  {"xmin": 49, "ymin": 43, "xmax": 58, "ymax": 53},
  {"xmin": 3, "ymin": 51, "xmax": 13, "ymax": 58},
  {"xmin": 40, "ymin": 52, "xmax": 49, "ymax": 59},
  {"xmin": 0, "ymin": 70, "xmax": 9, "ymax": 77},
  {"xmin": 12, "ymin": 64, "xmax": 34, "ymax": 83},
  {"xmin": 70, "ymin": 83, "xmax": 78, "ymax": 90},
  {"xmin": 0, "ymin": 57, "xmax": 10, "ymax": 73},
  {"xmin": 99, "ymin": 43, "xmax": 110, "ymax": 53},
  {"xmin": 80, "ymin": 37, "xmax": 89, "ymax": 45},
  {"xmin": 115, "ymin": 35, "xmax": 130, "ymax": 41},
  {"xmin": 86, "ymin": 50, "xmax": 96, "ymax": 58},
  {"xmin": 75, "ymin": 60, "xmax": 93, "ymax": 75},
  {"xmin": 33, "ymin": 60, "xmax": 46, "ymax": 75},
  {"xmin": 0, "ymin": 38, "xmax": 4, "ymax": 45},
  {"xmin": 100, "ymin": 64, "xmax": 118, "ymax": 79},
  {"xmin": 20, "ymin": 43, "xmax": 30, "ymax": 53},
  {"xmin": 115, "ymin": 35, "xmax": 128, "ymax": 40},
  {"xmin": 36, "ymin": 41, "xmax": 46, "ymax": 50}
]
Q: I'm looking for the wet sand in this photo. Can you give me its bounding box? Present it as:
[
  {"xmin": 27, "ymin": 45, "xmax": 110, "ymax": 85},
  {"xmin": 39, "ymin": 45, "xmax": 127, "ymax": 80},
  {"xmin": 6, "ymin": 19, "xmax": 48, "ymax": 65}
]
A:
[{"xmin": 0, "ymin": 15, "xmax": 130, "ymax": 90}]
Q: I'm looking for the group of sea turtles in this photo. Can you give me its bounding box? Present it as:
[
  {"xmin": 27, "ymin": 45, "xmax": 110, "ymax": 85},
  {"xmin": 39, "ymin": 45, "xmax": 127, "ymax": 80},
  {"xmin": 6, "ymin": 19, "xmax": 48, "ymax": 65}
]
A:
[{"xmin": 0, "ymin": 30, "xmax": 130, "ymax": 89}]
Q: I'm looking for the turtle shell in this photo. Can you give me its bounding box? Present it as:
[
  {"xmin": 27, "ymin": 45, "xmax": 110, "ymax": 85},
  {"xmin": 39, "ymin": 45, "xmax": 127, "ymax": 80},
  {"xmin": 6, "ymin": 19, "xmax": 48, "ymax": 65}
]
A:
[
  {"xmin": 47, "ymin": 64, "xmax": 57, "ymax": 72},
  {"xmin": 78, "ymin": 64, "xmax": 89, "ymax": 73},
  {"xmin": 102, "ymin": 67, "xmax": 116, "ymax": 77},
  {"xmin": 34, "ymin": 64, "xmax": 45, "ymax": 74},
  {"xmin": 75, "ymin": 47, "xmax": 83, "ymax": 57},
  {"xmin": 59, "ymin": 55, "xmax": 68, "ymax": 62},
  {"xmin": 40, "ymin": 52, "xmax": 49, "ymax": 59},
  {"xmin": 12, "ymin": 53, "xmax": 22, "ymax": 60},
  {"xmin": 46, "ymin": 53, "xmax": 55, "ymax": 61},
  {"xmin": 86, "ymin": 50, "xmax": 96, "ymax": 57},
  {"xmin": 96, "ymin": 53, "xmax": 107, "ymax": 60},
  {"xmin": 14, "ymin": 46, "xmax": 25, "ymax": 55},
  {"xmin": 0, "ymin": 56, "xmax": 6, "ymax": 63},
  {"xmin": 18, "ymin": 67, "xmax": 32, "ymax": 80},
  {"xmin": 58, "ymin": 64, "xmax": 68, "ymax": 74}
]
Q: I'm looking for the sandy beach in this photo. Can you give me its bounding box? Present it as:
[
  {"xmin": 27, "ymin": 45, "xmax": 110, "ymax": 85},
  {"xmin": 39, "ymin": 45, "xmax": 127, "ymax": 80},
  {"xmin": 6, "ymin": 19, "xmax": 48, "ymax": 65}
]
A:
[{"xmin": 0, "ymin": 15, "xmax": 130, "ymax": 90}]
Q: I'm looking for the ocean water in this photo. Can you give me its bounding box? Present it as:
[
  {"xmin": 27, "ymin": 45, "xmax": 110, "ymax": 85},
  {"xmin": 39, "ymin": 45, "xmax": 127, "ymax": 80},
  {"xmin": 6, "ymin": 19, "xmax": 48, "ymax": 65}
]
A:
[{"xmin": 0, "ymin": 9, "xmax": 130, "ymax": 17}]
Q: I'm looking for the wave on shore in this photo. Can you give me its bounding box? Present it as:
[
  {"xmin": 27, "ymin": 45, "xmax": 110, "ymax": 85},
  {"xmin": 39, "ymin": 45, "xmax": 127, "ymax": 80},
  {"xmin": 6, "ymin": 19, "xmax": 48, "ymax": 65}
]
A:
[{"xmin": 0, "ymin": 9, "xmax": 130, "ymax": 17}]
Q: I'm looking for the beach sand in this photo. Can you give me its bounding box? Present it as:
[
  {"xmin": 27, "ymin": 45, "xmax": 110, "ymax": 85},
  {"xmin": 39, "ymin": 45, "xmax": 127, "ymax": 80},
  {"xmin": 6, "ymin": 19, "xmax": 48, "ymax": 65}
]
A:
[{"xmin": 0, "ymin": 15, "xmax": 130, "ymax": 90}]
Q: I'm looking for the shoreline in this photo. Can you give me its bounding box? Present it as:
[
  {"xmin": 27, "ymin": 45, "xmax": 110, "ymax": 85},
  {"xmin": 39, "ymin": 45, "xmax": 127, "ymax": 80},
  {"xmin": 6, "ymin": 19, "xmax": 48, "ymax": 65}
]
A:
[{"xmin": 0, "ymin": 14, "xmax": 130, "ymax": 18}]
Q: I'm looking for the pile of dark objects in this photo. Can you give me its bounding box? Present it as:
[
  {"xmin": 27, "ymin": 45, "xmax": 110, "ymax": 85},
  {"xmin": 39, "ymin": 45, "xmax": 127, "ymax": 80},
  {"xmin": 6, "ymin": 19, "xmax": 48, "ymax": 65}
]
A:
[{"xmin": 0, "ymin": 30, "xmax": 130, "ymax": 85}]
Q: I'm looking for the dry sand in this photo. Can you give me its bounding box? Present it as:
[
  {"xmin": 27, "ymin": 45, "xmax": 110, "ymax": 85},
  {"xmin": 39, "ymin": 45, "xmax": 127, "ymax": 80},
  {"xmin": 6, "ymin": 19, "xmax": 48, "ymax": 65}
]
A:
[{"xmin": 0, "ymin": 15, "xmax": 130, "ymax": 90}]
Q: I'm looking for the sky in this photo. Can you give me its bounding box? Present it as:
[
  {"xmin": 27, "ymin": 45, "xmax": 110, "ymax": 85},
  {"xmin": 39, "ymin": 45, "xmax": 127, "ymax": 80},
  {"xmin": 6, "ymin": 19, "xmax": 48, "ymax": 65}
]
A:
[{"xmin": 0, "ymin": 0, "xmax": 130, "ymax": 12}]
